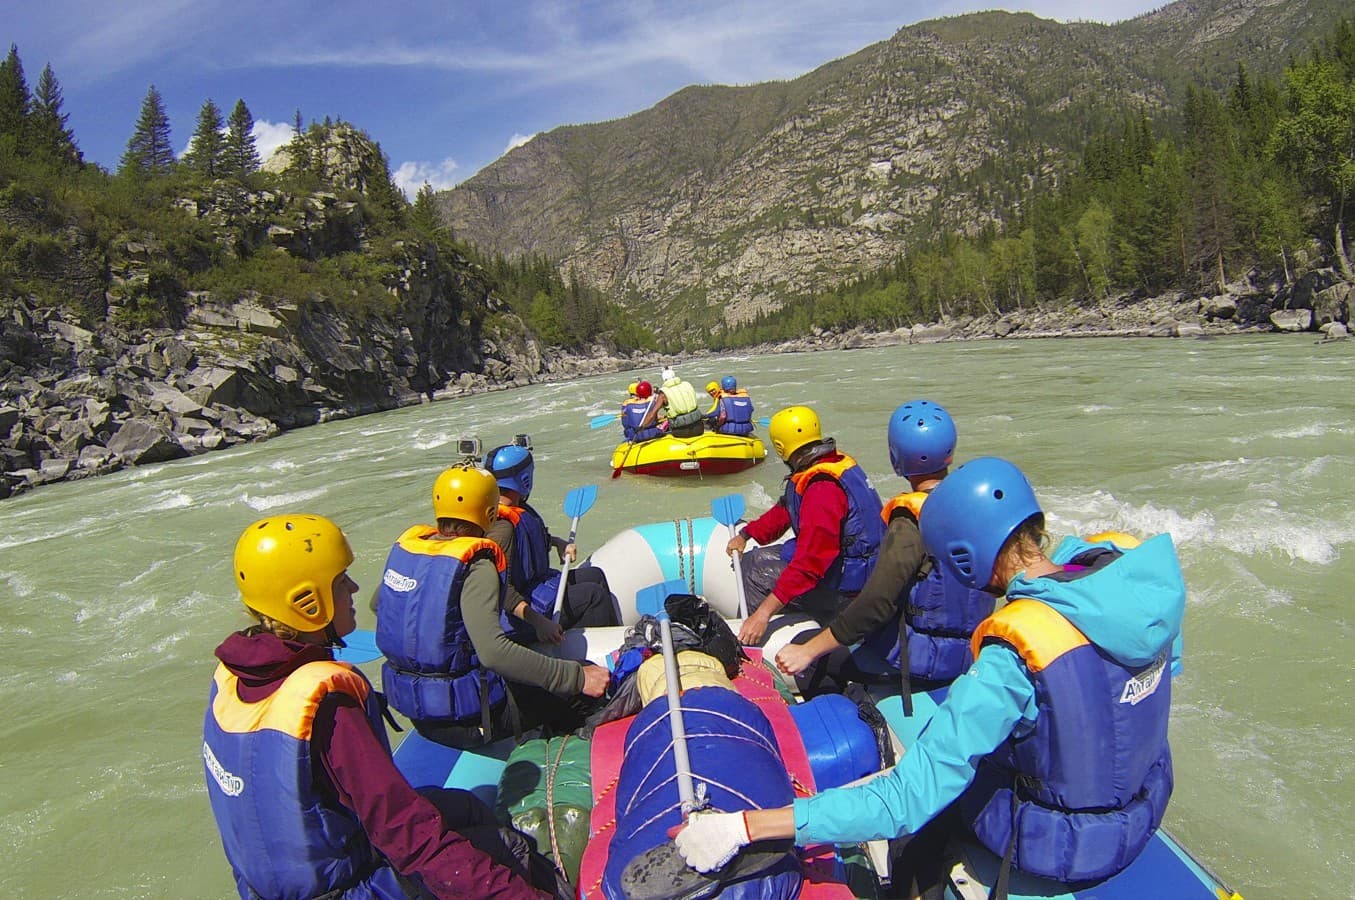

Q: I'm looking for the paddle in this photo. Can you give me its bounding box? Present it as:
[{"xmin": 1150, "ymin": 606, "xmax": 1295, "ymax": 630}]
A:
[
  {"xmin": 589, "ymin": 413, "xmax": 618, "ymax": 429},
  {"xmin": 636, "ymin": 579, "xmax": 698, "ymax": 815},
  {"xmin": 333, "ymin": 629, "xmax": 382, "ymax": 664},
  {"xmin": 710, "ymin": 494, "xmax": 749, "ymax": 618},
  {"xmin": 554, "ymin": 484, "xmax": 599, "ymax": 616}
]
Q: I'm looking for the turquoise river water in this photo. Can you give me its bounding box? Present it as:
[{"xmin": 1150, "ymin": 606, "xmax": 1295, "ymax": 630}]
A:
[{"xmin": 1, "ymin": 335, "xmax": 1351, "ymax": 897}]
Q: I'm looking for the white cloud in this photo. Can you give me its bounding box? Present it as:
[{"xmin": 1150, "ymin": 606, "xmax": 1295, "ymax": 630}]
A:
[
  {"xmin": 252, "ymin": 120, "xmax": 295, "ymax": 163},
  {"xmin": 503, "ymin": 133, "xmax": 536, "ymax": 155},
  {"xmin": 393, "ymin": 157, "xmax": 462, "ymax": 197}
]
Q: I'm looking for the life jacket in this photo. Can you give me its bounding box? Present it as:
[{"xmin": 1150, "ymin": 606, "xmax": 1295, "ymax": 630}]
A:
[
  {"xmin": 961, "ymin": 598, "xmax": 1173, "ymax": 883},
  {"xmin": 375, "ymin": 529, "xmax": 510, "ymax": 725},
  {"xmin": 661, "ymin": 378, "xmax": 704, "ymax": 429},
  {"xmin": 496, "ymin": 502, "xmax": 562, "ymax": 642},
  {"xmin": 782, "ymin": 453, "xmax": 884, "ymax": 594},
  {"xmin": 203, "ymin": 660, "xmax": 407, "ymax": 899},
  {"xmin": 620, "ymin": 397, "xmax": 663, "ymax": 442},
  {"xmin": 864, "ymin": 493, "xmax": 995, "ymax": 683},
  {"xmin": 715, "ymin": 390, "xmax": 755, "ymax": 435}
]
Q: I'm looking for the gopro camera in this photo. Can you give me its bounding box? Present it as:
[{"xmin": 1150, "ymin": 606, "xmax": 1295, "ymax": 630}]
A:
[
  {"xmin": 456, "ymin": 437, "xmax": 482, "ymax": 460},
  {"xmin": 512, "ymin": 433, "xmax": 532, "ymax": 450}
]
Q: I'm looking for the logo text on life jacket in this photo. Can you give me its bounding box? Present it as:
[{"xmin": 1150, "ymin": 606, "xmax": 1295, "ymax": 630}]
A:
[
  {"xmin": 203, "ymin": 741, "xmax": 244, "ymax": 796},
  {"xmin": 383, "ymin": 568, "xmax": 418, "ymax": 592},
  {"xmin": 1119, "ymin": 655, "xmax": 1166, "ymax": 706}
]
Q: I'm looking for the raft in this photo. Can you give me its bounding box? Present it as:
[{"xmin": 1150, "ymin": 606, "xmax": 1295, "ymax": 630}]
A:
[
  {"xmin": 340, "ymin": 514, "xmax": 1243, "ymax": 900},
  {"xmin": 609, "ymin": 431, "xmax": 767, "ymax": 477}
]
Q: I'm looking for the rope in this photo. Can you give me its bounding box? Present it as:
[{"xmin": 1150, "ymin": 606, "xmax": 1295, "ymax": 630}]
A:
[
  {"xmin": 672, "ymin": 518, "xmax": 685, "ymax": 586},
  {"xmin": 686, "ymin": 517, "xmax": 697, "ymax": 593},
  {"xmin": 544, "ymin": 734, "xmax": 570, "ymax": 879}
]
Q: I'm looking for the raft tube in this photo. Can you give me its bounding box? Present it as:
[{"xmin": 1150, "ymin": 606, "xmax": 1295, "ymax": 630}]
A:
[
  {"xmin": 590, "ymin": 515, "xmax": 747, "ymax": 622},
  {"xmin": 610, "ymin": 431, "xmax": 767, "ymax": 477}
]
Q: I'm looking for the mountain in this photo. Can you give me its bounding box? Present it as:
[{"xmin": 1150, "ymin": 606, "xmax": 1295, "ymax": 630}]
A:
[{"xmin": 439, "ymin": 0, "xmax": 1350, "ymax": 338}]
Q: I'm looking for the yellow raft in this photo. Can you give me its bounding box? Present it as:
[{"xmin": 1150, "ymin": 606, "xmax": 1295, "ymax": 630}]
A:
[{"xmin": 609, "ymin": 431, "xmax": 767, "ymax": 477}]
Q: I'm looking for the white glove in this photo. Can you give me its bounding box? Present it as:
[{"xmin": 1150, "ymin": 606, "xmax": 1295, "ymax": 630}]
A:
[{"xmin": 672, "ymin": 810, "xmax": 750, "ymax": 872}]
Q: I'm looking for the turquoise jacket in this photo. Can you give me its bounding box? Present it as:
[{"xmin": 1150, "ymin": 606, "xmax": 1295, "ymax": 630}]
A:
[{"xmin": 793, "ymin": 534, "xmax": 1186, "ymax": 844}]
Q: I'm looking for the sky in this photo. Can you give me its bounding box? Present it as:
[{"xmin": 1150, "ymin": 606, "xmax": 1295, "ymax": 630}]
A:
[{"xmin": 4, "ymin": 0, "xmax": 1169, "ymax": 197}]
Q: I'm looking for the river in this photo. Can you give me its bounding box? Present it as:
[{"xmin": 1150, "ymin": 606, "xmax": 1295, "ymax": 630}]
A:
[{"xmin": 1, "ymin": 334, "xmax": 1350, "ymax": 897}]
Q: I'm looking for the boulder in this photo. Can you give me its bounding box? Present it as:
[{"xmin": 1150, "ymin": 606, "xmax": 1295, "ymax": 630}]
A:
[
  {"xmin": 1270, "ymin": 309, "xmax": 1313, "ymax": 332},
  {"xmin": 104, "ymin": 419, "xmax": 188, "ymax": 465},
  {"xmin": 146, "ymin": 384, "xmax": 204, "ymax": 417},
  {"xmin": 183, "ymin": 366, "xmax": 241, "ymax": 406}
]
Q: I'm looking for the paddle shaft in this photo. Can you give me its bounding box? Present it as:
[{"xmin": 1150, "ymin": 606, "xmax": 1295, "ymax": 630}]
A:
[
  {"xmin": 553, "ymin": 516, "xmax": 581, "ymax": 615},
  {"xmin": 730, "ymin": 541, "xmax": 749, "ymax": 619},
  {"xmin": 658, "ymin": 614, "xmax": 697, "ymax": 814}
]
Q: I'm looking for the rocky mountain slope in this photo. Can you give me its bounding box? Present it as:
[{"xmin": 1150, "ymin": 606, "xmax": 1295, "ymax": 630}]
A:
[{"xmin": 439, "ymin": 0, "xmax": 1350, "ymax": 336}]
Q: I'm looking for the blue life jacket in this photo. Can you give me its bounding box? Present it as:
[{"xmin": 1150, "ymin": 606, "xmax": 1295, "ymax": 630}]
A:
[
  {"xmin": 783, "ymin": 453, "xmax": 884, "ymax": 594},
  {"xmin": 962, "ymin": 598, "xmax": 1173, "ymax": 882},
  {"xmin": 375, "ymin": 529, "xmax": 510, "ymax": 724},
  {"xmin": 497, "ymin": 502, "xmax": 564, "ymax": 643},
  {"xmin": 861, "ymin": 493, "xmax": 995, "ymax": 683},
  {"xmin": 203, "ymin": 661, "xmax": 407, "ymax": 899},
  {"xmin": 620, "ymin": 398, "xmax": 663, "ymax": 442},
  {"xmin": 715, "ymin": 391, "xmax": 755, "ymax": 435}
]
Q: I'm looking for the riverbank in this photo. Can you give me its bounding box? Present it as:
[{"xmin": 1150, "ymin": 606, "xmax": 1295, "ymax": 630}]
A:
[{"xmin": 1, "ymin": 270, "xmax": 1348, "ymax": 498}]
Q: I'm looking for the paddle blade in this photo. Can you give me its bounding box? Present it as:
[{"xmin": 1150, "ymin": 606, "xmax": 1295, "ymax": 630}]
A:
[
  {"xmin": 334, "ymin": 629, "xmax": 382, "ymax": 664},
  {"xmin": 563, "ymin": 484, "xmax": 598, "ymax": 518},
  {"xmin": 636, "ymin": 579, "xmax": 688, "ymax": 618},
  {"xmin": 756, "ymin": 416, "xmax": 771, "ymax": 427},
  {"xmin": 589, "ymin": 414, "xmax": 619, "ymax": 429},
  {"xmin": 710, "ymin": 494, "xmax": 746, "ymax": 527}
]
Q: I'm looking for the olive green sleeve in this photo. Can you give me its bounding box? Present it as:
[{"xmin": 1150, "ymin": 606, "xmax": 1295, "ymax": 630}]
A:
[
  {"xmin": 828, "ymin": 513, "xmax": 928, "ymax": 647},
  {"xmin": 460, "ymin": 558, "xmax": 583, "ymax": 696}
]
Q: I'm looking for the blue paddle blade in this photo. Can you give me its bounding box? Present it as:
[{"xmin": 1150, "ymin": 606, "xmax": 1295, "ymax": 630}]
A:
[
  {"xmin": 756, "ymin": 416, "xmax": 771, "ymax": 427},
  {"xmin": 564, "ymin": 484, "xmax": 598, "ymax": 518},
  {"xmin": 636, "ymin": 579, "xmax": 688, "ymax": 618},
  {"xmin": 711, "ymin": 493, "xmax": 746, "ymax": 527},
  {"xmin": 589, "ymin": 414, "xmax": 618, "ymax": 429},
  {"xmin": 334, "ymin": 629, "xmax": 382, "ymax": 664}
]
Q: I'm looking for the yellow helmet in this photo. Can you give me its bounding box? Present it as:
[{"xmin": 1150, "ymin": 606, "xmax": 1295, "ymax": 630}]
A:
[
  {"xmin": 705, "ymin": 381, "xmax": 721, "ymax": 395},
  {"xmin": 233, "ymin": 514, "xmax": 355, "ymax": 633},
  {"xmin": 769, "ymin": 406, "xmax": 822, "ymax": 460},
  {"xmin": 432, "ymin": 465, "xmax": 500, "ymax": 530},
  {"xmin": 1086, "ymin": 530, "xmax": 1142, "ymax": 549},
  {"xmin": 627, "ymin": 382, "xmax": 639, "ymax": 397}
]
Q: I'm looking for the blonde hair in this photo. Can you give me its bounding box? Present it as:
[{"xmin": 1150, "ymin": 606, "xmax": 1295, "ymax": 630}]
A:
[{"xmin": 998, "ymin": 513, "xmax": 1049, "ymax": 572}]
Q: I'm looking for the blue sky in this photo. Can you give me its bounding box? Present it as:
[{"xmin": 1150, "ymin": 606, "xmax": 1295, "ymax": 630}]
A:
[{"xmin": 5, "ymin": 0, "xmax": 1166, "ymax": 196}]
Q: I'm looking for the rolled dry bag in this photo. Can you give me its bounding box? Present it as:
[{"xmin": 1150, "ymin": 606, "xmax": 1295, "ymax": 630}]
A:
[
  {"xmin": 602, "ymin": 687, "xmax": 801, "ymax": 899},
  {"xmin": 496, "ymin": 735, "xmax": 593, "ymax": 884},
  {"xmin": 787, "ymin": 693, "xmax": 881, "ymax": 790}
]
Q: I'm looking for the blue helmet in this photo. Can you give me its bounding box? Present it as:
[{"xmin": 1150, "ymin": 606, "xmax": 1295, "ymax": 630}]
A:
[
  {"xmin": 919, "ymin": 457, "xmax": 1041, "ymax": 590},
  {"xmin": 720, "ymin": 375, "xmax": 737, "ymax": 392},
  {"xmin": 887, "ymin": 399, "xmax": 956, "ymax": 477},
  {"xmin": 484, "ymin": 444, "xmax": 534, "ymax": 499}
]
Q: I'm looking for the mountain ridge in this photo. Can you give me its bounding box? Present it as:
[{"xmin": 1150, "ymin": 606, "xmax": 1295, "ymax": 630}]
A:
[{"xmin": 438, "ymin": 0, "xmax": 1350, "ymax": 337}]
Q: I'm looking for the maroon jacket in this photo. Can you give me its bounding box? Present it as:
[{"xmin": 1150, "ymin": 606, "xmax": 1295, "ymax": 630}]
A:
[{"xmin": 214, "ymin": 631, "xmax": 547, "ymax": 899}]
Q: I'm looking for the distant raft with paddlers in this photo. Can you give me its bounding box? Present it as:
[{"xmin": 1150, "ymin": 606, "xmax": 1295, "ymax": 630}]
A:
[{"xmin": 609, "ymin": 430, "xmax": 767, "ymax": 477}]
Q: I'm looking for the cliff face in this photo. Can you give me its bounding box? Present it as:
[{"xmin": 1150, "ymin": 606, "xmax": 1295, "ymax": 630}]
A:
[{"xmin": 439, "ymin": 0, "xmax": 1350, "ymax": 336}]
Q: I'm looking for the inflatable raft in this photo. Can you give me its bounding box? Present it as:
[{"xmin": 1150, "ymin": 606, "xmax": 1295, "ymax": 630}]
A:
[
  {"xmin": 610, "ymin": 431, "xmax": 767, "ymax": 477},
  {"xmin": 337, "ymin": 514, "xmax": 1243, "ymax": 900}
]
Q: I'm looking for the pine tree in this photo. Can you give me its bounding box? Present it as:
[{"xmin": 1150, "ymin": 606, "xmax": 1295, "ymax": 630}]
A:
[
  {"xmin": 410, "ymin": 182, "xmax": 449, "ymax": 238},
  {"xmin": 223, "ymin": 98, "xmax": 259, "ymax": 177},
  {"xmin": 0, "ymin": 44, "xmax": 31, "ymax": 148},
  {"xmin": 183, "ymin": 99, "xmax": 224, "ymax": 176},
  {"xmin": 120, "ymin": 85, "xmax": 173, "ymax": 176},
  {"xmin": 29, "ymin": 63, "xmax": 80, "ymax": 166}
]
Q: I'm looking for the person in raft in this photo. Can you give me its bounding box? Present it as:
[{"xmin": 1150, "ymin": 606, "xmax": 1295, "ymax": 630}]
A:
[
  {"xmin": 374, "ymin": 465, "xmax": 610, "ymax": 749},
  {"xmin": 621, "ymin": 380, "xmax": 666, "ymax": 443},
  {"xmin": 726, "ymin": 405, "xmax": 884, "ymax": 646},
  {"xmin": 203, "ymin": 513, "xmax": 565, "ymax": 899},
  {"xmin": 483, "ymin": 437, "xmax": 619, "ymax": 640},
  {"xmin": 775, "ymin": 400, "xmax": 995, "ymax": 702},
  {"xmin": 677, "ymin": 457, "xmax": 1184, "ymax": 895},
  {"xmin": 704, "ymin": 375, "xmax": 756, "ymax": 436},
  {"xmin": 638, "ymin": 366, "xmax": 705, "ymax": 438}
]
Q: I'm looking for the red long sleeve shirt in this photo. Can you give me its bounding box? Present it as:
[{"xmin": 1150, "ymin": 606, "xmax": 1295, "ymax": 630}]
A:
[
  {"xmin": 215, "ymin": 631, "xmax": 547, "ymax": 899},
  {"xmin": 742, "ymin": 470, "xmax": 849, "ymax": 604}
]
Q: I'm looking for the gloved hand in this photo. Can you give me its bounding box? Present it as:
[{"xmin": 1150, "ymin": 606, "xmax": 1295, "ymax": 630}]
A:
[{"xmin": 671, "ymin": 810, "xmax": 750, "ymax": 872}]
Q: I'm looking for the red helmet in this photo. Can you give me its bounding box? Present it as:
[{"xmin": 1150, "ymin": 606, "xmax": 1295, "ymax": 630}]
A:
[{"xmin": 636, "ymin": 380, "xmax": 653, "ymax": 398}]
